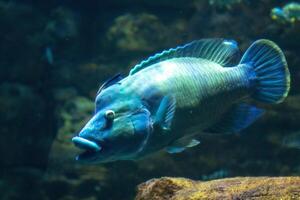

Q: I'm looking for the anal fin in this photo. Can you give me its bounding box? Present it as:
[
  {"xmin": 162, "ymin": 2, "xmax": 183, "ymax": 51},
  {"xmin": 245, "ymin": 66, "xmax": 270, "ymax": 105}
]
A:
[
  {"xmin": 205, "ymin": 103, "xmax": 264, "ymax": 134},
  {"xmin": 166, "ymin": 137, "xmax": 200, "ymax": 154}
]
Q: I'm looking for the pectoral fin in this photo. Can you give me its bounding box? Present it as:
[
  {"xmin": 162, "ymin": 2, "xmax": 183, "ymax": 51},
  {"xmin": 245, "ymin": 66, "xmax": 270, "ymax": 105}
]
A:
[
  {"xmin": 166, "ymin": 138, "xmax": 200, "ymax": 154},
  {"xmin": 155, "ymin": 95, "xmax": 176, "ymax": 130}
]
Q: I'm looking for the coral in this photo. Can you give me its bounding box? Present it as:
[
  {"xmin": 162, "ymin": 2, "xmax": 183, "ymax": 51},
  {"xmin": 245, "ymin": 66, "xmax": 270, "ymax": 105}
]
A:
[
  {"xmin": 107, "ymin": 13, "xmax": 167, "ymax": 51},
  {"xmin": 136, "ymin": 177, "xmax": 300, "ymax": 200},
  {"xmin": 106, "ymin": 13, "xmax": 186, "ymax": 52}
]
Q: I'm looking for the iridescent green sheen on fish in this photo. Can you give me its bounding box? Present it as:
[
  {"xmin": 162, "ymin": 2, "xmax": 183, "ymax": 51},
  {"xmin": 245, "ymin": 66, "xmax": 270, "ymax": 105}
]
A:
[
  {"xmin": 124, "ymin": 57, "xmax": 253, "ymax": 133},
  {"xmin": 127, "ymin": 58, "xmax": 251, "ymax": 107},
  {"xmin": 72, "ymin": 38, "xmax": 290, "ymax": 163}
]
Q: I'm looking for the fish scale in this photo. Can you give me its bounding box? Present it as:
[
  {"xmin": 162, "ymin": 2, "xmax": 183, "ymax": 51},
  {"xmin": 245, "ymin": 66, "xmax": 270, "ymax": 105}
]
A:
[
  {"xmin": 72, "ymin": 39, "xmax": 290, "ymax": 163},
  {"xmin": 127, "ymin": 57, "xmax": 250, "ymax": 110}
]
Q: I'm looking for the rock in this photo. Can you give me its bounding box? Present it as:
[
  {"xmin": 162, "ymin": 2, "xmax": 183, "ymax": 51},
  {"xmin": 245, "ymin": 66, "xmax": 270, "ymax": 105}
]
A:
[
  {"xmin": 0, "ymin": 1, "xmax": 49, "ymax": 84},
  {"xmin": 48, "ymin": 95, "xmax": 96, "ymax": 175},
  {"xmin": 136, "ymin": 177, "xmax": 300, "ymax": 200},
  {"xmin": 0, "ymin": 83, "xmax": 49, "ymax": 167},
  {"xmin": 106, "ymin": 13, "xmax": 167, "ymax": 52},
  {"xmin": 45, "ymin": 6, "xmax": 79, "ymax": 40},
  {"xmin": 208, "ymin": 0, "xmax": 243, "ymax": 9},
  {"xmin": 106, "ymin": 13, "xmax": 187, "ymax": 52},
  {"xmin": 45, "ymin": 95, "xmax": 109, "ymax": 200}
]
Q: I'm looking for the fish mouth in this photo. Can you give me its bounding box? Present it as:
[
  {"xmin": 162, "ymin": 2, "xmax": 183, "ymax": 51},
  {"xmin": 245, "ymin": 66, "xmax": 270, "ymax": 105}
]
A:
[{"xmin": 72, "ymin": 136, "xmax": 102, "ymax": 161}]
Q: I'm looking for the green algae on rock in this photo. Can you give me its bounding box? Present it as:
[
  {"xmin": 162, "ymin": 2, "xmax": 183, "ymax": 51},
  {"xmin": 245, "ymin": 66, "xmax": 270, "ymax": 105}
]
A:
[{"xmin": 136, "ymin": 177, "xmax": 300, "ymax": 200}]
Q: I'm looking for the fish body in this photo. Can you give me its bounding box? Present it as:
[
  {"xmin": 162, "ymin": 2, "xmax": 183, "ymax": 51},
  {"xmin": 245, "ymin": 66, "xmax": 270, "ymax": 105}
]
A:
[
  {"xmin": 271, "ymin": 2, "xmax": 300, "ymax": 23},
  {"xmin": 45, "ymin": 47, "xmax": 54, "ymax": 65},
  {"xmin": 121, "ymin": 58, "xmax": 251, "ymax": 154},
  {"xmin": 72, "ymin": 39, "xmax": 290, "ymax": 163},
  {"xmin": 282, "ymin": 132, "xmax": 300, "ymax": 149},
  {"xmin": 284, "ymin": 3, "xmax": 300, "ymax": 20},
  {"xmin": 201, "ymin": 169, "xmax": 229, "ymax": 180}
]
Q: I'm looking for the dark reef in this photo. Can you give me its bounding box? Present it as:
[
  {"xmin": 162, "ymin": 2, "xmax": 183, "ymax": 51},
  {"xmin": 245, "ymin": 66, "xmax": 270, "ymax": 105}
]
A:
[{"xmin": 0, "ymin": 0, "xmax": 299, "ymax": 199}]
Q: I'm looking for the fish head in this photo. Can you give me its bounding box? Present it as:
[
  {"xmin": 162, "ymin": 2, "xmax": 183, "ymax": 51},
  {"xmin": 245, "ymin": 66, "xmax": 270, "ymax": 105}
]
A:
[{"xmin": 72, "ymin": 84, "xmax": 153, "ymax": 163}]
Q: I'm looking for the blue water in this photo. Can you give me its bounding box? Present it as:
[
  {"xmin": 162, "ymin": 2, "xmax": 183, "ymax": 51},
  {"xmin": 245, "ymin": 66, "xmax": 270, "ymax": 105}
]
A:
[{"xmin": 0, "ymin": 1, "xmax": 299, "ymax": 199}]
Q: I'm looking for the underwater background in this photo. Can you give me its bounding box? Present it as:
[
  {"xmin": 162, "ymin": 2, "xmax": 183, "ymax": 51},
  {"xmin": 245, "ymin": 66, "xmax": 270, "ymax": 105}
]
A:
[{"xmin": 0, "ymin": 0, "xmax": 300, "ymax": 199}]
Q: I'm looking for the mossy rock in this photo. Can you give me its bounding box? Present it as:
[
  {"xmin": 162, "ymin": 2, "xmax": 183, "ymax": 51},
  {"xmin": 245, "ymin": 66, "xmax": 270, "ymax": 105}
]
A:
[{"xmin": 136, "ymin": 177, "xmax": 300, "ymax": 200}]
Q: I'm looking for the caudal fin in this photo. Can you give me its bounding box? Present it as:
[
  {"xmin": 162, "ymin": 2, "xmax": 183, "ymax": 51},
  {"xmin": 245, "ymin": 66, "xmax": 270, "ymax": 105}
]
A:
[{"xmin": 240, "ymin": 39, "xmax": 290, "ymax": 104}]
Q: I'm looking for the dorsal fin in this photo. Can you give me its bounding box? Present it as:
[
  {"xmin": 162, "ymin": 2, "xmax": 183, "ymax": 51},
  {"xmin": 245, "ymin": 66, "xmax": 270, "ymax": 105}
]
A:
[
  {"xmin": 129, "ymin": 38, "xmax": 240, "ymax": 75},
  {"xmin": 96, "ymin": 73, "xmax": 123, "ymax": 95}
]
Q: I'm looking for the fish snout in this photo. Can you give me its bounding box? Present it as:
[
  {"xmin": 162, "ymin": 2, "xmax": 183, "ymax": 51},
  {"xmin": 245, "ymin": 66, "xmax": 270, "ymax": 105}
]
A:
[{"xmin": 72, "ymin": 136, "xmax": 102, "ymax": 152}]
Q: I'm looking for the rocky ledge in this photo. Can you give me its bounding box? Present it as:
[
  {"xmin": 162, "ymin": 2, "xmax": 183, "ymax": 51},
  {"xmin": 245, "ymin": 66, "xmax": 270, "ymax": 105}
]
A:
[{"xmin": 135, "ymin": 177, "xmax": 300, "ymax": 200}]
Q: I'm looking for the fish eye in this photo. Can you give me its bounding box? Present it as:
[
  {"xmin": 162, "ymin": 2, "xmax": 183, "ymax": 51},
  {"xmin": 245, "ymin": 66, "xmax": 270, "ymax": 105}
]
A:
[{"xmin": 105, "ymin": 110, "xmax": 115, "ymax": 120}]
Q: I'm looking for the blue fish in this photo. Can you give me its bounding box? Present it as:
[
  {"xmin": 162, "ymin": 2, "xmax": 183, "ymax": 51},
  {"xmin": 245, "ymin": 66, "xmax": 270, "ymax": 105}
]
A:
[
  {"xmin": 45, "ymin": 47, "xmax": 54, "ymax": 65},
  {"xmin": 282, "ymin": 131, "xmax": 300, "ymax": 150},
  {"xmin": 271, "ymin": 3, "xmax": 300, "ymax": 23},
  {"xmin": 72, "ymin": 39, "xmax": 290, "ymax": 163}
]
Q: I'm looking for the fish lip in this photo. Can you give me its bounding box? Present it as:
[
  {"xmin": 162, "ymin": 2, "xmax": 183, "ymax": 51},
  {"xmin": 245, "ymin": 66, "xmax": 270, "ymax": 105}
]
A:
[
  {"xmin": 72, "ymin": 136, "xmax": 102, "ymax": 151},
  {"xmin": 72, "ymin": 136, "xmax": 102, "ymax": 162}
]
